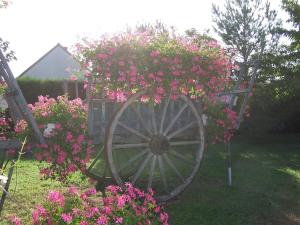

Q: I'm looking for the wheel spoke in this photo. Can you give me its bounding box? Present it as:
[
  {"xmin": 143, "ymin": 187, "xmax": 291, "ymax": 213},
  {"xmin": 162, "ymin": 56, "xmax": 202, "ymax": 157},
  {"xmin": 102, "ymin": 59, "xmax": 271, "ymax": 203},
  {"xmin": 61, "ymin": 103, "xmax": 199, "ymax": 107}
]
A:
[
  {"xmin": 163, "ymin": 154, "xmax": 185, "ymax": 183},
  {"xmin": 160, "ymin": 97, "xmax": 170, "ymax": 133},
  {"xmin": 169, "ymin": 150, "xmax": 194, "ymax": 164},
  {"xmin": 164, "ymin": 103, "xmax": 188, "ymax": 135},
  {"xmin": 158, "ymin": 155, "xmax": 168, "ymax": 193},
  {"xmin": 167, "ymin": 121, "xmax": 198, "ymax": 139},
  {"xmin": 131, "ymin": 153, "xmax": 153, "ymax": 185},
  {"xmin": 88, "ymin": 146, "xmax": 104, "ymax": 170},
  {"xmin": 150, "ymin": 105, "xmax": 158, "ymax": 134},
  {"xmin": 113, "ymin": 143, "xmax": 149, "ymax": 149},
  {"xmin": 118, "ymin": 122, "xmax": 150, "ymax": 141},
  {"xmin": 147, "ymin": 155, "xmax": 157, "ymax": 190},
  {"xmin": 169, "ymin": 140, "xmax": 201, "ymax": 146},
  {"xmin": 117, "ymin": 149, "xmax": 149, "ymax": 172},
  {"xmin": 130, "ymin": 104, "xmax": 153, "ymax": 136}
]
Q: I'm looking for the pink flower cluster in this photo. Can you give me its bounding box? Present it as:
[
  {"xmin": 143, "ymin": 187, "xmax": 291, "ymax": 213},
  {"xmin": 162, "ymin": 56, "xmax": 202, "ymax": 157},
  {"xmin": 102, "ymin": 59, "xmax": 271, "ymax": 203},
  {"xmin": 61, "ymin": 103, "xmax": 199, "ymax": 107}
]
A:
[
  {"xmin": 10, "ymin": 184, "xmax": 169, "ymax": 225},
  {"xmin": 75, "ymin": 30, "xmax": 232, "ymax": 104},
  {"xmin": 16, "ymin": 95, "xmax": 92, "ymax": 182},
  {"xmin": 75, "ymin": 30, "xmax": 241, "ymax": 143}
]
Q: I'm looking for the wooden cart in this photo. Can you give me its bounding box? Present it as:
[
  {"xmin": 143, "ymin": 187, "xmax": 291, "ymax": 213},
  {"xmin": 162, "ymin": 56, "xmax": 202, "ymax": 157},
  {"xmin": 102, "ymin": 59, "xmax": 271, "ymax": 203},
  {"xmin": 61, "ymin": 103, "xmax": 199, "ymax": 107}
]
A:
[{"xmin": 0, "ymin": 46, "xmax": 257, "ymax": 206}]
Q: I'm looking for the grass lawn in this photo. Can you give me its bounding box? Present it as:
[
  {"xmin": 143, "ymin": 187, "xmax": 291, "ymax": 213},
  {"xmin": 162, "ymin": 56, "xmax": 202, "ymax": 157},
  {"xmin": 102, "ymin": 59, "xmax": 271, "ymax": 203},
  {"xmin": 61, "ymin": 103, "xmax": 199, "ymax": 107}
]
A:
[{"xmin": 0, "ymin": 134, "xmax": 300, "ymax": 225}]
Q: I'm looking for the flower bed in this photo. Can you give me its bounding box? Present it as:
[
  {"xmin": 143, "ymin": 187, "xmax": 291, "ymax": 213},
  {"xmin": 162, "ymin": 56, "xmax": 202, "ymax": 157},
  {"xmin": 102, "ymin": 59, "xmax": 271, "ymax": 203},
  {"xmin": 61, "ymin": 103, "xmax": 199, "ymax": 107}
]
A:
[{"xmin": 10, "ymin": 183, "xmax": 169, "ymax": 225}]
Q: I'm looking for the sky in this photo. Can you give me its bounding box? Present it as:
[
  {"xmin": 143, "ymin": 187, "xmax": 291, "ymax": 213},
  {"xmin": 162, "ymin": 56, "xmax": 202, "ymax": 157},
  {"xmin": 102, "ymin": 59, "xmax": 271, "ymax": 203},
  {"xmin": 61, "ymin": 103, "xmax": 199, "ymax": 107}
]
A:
[{"xmin": 0, "ymin": 0, "xmax": 285, "ymax": 76}]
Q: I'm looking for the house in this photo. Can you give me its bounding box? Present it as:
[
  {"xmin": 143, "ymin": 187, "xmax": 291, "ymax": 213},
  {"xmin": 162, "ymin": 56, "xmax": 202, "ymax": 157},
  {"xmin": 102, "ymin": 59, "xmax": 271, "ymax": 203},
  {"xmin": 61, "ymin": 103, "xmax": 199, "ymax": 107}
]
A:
[
  {"xmin": 18, "ymin": 43, "xmax": 81, "ymax": 80},
  {"xmin": 18, "ymin": 43, "xmax": 83, "ymax": 98}
]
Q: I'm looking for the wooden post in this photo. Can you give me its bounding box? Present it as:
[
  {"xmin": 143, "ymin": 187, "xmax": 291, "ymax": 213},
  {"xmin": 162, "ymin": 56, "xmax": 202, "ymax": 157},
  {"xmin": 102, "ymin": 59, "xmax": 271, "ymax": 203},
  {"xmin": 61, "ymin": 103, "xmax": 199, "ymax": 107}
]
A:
[
  {"xmin": 0, "ymin": 163, "xmax": 14, "ymax": 214},
  {"xmin": 0, "ymin": 49, "xmax": 45, "ymax": 145},
  {"xmin": 62, "ymin": 80, "xmax": 68, "ymax": 96},
  {"xmin": 75, "ymin": 80, "xmax": 79, "ymax": 98},
  {"xmin": 87, "ymin": 76, "xmax": 94, "ymax": 137}
]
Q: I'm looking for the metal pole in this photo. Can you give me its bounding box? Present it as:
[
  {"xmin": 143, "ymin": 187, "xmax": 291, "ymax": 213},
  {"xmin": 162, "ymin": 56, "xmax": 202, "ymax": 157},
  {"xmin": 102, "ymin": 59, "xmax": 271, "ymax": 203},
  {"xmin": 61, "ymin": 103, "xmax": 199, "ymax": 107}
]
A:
[{"xmin": 227, "ymin": 139, "xmax": 232, "ymax": 186}]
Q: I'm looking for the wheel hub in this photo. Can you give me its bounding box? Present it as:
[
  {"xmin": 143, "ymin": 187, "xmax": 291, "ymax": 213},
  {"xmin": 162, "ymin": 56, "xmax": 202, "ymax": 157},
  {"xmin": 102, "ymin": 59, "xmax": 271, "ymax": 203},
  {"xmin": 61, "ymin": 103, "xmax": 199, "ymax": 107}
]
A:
[{"xmin": 149, "ymin": 134, "xmax": 169, "ymax": 155}]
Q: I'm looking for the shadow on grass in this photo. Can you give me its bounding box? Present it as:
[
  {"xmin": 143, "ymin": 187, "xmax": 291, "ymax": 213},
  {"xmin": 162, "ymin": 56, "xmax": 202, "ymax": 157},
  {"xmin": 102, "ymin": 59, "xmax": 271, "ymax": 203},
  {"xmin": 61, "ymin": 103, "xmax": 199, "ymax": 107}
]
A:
[{"xmin": 166, "ymin": 134, "xmax": 300, "ymax": 225}]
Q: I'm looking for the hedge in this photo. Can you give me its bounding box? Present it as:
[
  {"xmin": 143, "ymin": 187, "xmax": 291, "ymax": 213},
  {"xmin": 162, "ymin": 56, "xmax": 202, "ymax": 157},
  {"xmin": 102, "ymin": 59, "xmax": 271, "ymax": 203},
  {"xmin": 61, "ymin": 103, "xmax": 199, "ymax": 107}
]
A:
[{"xmin": 17, "ymin": 78, "xmax": 86, "ymax": 103}]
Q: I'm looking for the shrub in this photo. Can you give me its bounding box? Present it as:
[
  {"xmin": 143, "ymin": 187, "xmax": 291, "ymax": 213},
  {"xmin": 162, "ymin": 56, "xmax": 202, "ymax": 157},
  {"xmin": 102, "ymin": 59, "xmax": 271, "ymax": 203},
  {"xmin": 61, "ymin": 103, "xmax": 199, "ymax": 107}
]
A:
[
  {"xmin": 17, "ymin": 78, "xmax": 85, "ymax": 104},
  {"xmin": 16, "ymin": 95, "xmax": 93, "ymax": 181}
]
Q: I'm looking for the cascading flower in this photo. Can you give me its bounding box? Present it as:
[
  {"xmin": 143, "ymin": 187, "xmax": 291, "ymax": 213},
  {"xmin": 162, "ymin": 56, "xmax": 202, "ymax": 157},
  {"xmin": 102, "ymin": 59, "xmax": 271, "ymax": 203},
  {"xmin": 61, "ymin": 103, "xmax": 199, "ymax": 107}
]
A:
[{"xmin": 75, "ymin": 29, "xmax": 238, "ymax": 143}]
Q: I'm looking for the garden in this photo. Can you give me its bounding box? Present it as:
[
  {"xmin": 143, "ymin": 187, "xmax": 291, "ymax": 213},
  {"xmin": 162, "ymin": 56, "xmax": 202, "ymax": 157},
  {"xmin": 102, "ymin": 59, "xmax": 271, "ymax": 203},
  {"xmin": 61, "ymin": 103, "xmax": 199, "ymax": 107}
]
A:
[{"xmin": 1, "ymin": 0, "xmax": 300, "ymax": 224}]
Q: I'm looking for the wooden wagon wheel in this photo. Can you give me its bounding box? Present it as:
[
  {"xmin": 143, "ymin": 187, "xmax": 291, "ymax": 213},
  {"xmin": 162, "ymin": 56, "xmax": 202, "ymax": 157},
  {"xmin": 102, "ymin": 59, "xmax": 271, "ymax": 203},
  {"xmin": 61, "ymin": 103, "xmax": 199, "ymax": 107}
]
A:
[{"xmin": 104, "ymin": 91, "xmax": 205, "ymax": 202}]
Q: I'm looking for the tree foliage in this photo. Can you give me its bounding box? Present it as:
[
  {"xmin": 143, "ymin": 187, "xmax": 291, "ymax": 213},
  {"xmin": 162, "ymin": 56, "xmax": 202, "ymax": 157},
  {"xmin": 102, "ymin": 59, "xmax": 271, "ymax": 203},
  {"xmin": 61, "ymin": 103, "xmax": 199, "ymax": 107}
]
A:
[
  {"xmin": 212, "ymin": 0, "xmax": 281, "ymax": 65},
  {"xmin": 241, "ymin": 0, "xmax": 300, "ymax": 133}
]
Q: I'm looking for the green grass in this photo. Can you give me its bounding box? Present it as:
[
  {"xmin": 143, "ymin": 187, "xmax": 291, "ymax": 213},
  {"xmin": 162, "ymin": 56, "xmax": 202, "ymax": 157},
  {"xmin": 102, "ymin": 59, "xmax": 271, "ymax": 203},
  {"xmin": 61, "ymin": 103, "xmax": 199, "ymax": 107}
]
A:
[
  {"xmin": 0, "ymin": 160, "xmax": 90, "ymax": 224},
  {"xmin": 166, "ymin": 134, "xmax": 300, "ymax": 225},
  {"xmin": 1, "ymin": 134, "xmax": 300, "ymax": 225}
]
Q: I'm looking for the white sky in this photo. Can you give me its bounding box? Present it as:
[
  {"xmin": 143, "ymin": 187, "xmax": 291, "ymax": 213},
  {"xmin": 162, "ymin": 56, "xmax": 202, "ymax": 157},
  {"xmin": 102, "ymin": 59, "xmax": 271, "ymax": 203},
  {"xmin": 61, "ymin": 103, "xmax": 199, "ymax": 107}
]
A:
[{"xmin": 0, "ymin": 0, "xmax": 285, "ymax": 76}]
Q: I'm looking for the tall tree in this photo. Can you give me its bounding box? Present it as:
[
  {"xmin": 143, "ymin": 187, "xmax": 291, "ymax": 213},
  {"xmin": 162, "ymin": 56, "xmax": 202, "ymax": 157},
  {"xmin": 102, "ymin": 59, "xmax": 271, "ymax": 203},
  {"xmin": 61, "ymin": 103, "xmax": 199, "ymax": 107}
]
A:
[
  {"xmin": 212, "ymin": 0, "xmax": 281, "ymax": 68},
  {"xmin": 280, "ymin": 0, "xmax": 300, "ymax": 62}
]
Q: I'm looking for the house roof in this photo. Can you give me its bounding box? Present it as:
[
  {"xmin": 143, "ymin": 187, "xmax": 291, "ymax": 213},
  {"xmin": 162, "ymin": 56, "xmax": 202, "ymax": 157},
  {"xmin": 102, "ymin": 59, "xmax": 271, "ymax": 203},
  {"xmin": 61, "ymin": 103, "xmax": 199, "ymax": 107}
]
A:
[{"xmin": 18, "ymin": 43, "xmax": 81, "ymax": 80}]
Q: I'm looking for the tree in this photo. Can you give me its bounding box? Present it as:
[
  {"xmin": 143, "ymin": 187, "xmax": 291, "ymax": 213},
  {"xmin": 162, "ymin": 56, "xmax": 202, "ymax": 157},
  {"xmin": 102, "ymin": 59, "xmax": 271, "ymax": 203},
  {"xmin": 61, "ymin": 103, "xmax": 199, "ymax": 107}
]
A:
[
  {"xmin": 236, "ymin": 0, "xmax": 300, "ymax": 133},
  {"xmin": 212, "ymin": 0, "xmax": 281, "ymax": 68},
  {"xmin": 280, "ymin": 0, "xmax": 300, "ymax": 63}
]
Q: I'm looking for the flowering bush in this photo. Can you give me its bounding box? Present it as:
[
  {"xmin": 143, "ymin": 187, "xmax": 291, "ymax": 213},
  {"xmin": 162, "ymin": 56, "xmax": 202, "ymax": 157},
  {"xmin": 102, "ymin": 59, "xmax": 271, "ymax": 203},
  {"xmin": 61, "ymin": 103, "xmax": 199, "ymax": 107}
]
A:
[
  {"xmin": 16, "ymin": 95, "xmax": 93, "ymax": 181},
  {"xmin": 0, "ymin": 80, "xmax": 14, "ymax": 143},
  {"xmin": 10, "ymin": 184, "xmax": 169, "ymax": 225},
  {"xmin": 75, "ymin": 30, "xmax": 238, "ymax": 143},
  {"xmin": 0, "ymin": 109, "xmax": 14, "ymax": 142}
]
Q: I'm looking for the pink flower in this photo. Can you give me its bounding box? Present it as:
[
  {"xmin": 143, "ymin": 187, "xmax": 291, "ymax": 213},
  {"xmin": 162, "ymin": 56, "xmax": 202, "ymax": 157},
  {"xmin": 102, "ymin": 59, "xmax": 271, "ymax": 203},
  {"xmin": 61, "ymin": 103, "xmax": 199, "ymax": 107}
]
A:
[
  {"xmin": 57, "ymin": 151, "xmax": 67, "ymax": 164},
  {"xmin": 154, "ymin": 94, "xmax": 162, "ymax": 104},
  {"xmin": 80, "ymin": 221, "xmax": 89, "ymax": 225},
  {"xmin": 72, "ymin": 143, "xmax": 81, "ymax": 154},
  {"xmin": 68, "ymin": 186, "xmax": 78, "ymax": 194},
  {"xmin": 97, "ymin": 215, "xmax": 108, "ymax": 225},
  {"xmin": 140, "ymin": 95, "xmax": 150, "ymax": 103},
  {"xmin": 66, "ymin": 132, "xmax": 73, "ymax": 142},
  {"xmin": 115, "ymin": 217, "xmax": 123, "ymax": 224},
  {"xmin": 156, "ymin": 87, "xmax": 164, "ymax": 95},
  {"xmin": 77, "ymin": 134, "xmax": 85, "ymax": 143},
  {"xmin": 154, "ymin": 206, "xmax": 161, "ymax": 213},
  {"xmin": 61, "ymin": 213, "xmax": 72, "ymax": 223},
  {"xmin": 85, "ymin": 188, "xmax": 97, "ymax": 196},
  {"xmin": 102, "ymin": 206, "xmax": 112, "ymax": 215},
  {"xmin": 106, "ymin": 185, "xmax": 120, "ymax": 194},
  {"xmin": 118, "ymin": 61, "xmax": 125, "ymax": 66},
  {"xmin": 14, "ymin": 120, "xmax": 28, "ymax": 133},
  {"xmin": 32, "ymin": 210, "xmax": 39, "ymax": 223},
  {"xmin": 72, "ymin": 208, "xmax": 81, "ymax": 216},
  {"xmin": 157, "ymin": 71, "xmax": 164, "ymax": 76},
  {"xmin": 148, "ymin": 73, "xmax": 155, "ymax": 79},
  {"xmin": 10, "ymin": 215, "xmax": 22, "ymax": 225},
  {"xmin": 97, "ymin": 53, "xmax": 108, "ymax": 60},
  {"xmin": 117, "ymin": 195, "xmax": 127, "ymax": 209},
  {"xmin": 69, "ymin": 74, "xmax": 78, "ymax": 81},
  {"xmin": 47, "ymin": 191, "xmax": 65, "ymax": 207},
  {"xmin": 41, "ymin": 111, "xmax": 48, "ymax": 117},
  {"xmin": 55, "ymin": 123, "xmax": 62, "ymax": 130},
  {"xmin": 160, "ymin": 212, "xmax": 169, "ymax": 223},
  {"xmin": 150, "ymin": 50, "xmax": 160, "ymax": 57}
]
